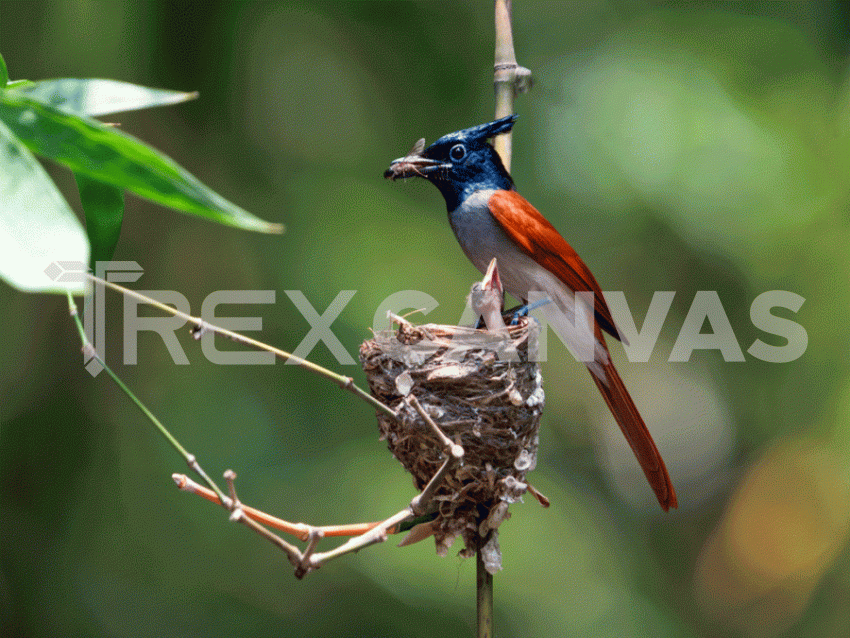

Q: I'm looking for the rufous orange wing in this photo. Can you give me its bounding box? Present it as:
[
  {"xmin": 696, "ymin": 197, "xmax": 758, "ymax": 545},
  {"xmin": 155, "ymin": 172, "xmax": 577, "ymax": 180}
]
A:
[
  {"xmin": 487, "ymin": 189, "xmax": 677, "ymax": 510},
  {"xmin": 487, "ymin": 189, "xmax": 623, "ymax": 341}
]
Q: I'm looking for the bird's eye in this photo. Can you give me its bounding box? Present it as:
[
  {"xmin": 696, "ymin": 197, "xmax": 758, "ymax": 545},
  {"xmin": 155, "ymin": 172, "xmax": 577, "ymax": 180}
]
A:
[{"xmin": 449, "ymin": 144, "xmax": 466, "ymax": 161}]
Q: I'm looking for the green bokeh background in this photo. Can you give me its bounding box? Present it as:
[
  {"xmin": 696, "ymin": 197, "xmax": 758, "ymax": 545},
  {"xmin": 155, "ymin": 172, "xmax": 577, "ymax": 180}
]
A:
[{"xmin": 3, "ymin": 1, "xmax": 850, "ymax": 636}]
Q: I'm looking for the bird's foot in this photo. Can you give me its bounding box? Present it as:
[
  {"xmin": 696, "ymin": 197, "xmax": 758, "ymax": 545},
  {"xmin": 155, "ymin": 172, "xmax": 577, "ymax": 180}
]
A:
[{"xmin": 505, "ymin": 298, "xmax": 551, "ymax": 325}]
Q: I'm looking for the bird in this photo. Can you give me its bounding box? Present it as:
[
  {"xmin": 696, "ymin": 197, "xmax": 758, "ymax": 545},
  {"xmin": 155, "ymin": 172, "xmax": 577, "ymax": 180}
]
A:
[
  {"xmin": 385, "ymin": 115, "xmax": 677, "ymax": 511},
  {"xmin": 468, "ymin": 257, "xmax": 507, "ymax": 332}
]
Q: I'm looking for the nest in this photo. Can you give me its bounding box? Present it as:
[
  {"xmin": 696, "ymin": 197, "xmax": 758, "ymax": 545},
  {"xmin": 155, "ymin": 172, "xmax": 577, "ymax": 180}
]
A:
[{"xmin": 359, "ymin": 315, "xmax": 544, "ymax": 569}]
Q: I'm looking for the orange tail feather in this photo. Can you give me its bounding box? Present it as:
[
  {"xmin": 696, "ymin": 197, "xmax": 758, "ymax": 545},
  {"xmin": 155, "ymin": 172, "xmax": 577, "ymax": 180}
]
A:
[{"xmin": 588, "ymin": 356, "xmax": 677, "ymax": 511}]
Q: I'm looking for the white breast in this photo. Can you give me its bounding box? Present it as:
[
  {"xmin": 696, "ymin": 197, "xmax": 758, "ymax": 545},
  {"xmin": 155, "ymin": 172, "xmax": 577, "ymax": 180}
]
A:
[{"xmin": 448, "ymin": 189, "xmax": 609, "ymax": 374}]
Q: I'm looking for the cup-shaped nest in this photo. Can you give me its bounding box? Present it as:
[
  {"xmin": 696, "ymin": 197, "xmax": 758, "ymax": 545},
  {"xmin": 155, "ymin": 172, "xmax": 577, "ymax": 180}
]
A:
[{"xmin": 359, "ymin": 315, "xmax": 544, "ymax": 567}]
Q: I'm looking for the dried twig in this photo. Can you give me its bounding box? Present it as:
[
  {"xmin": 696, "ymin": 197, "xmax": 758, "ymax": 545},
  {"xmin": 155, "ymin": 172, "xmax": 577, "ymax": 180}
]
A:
[{"xmin": 172, "ymin": 403, "xmax": 470, "ymax": 579}]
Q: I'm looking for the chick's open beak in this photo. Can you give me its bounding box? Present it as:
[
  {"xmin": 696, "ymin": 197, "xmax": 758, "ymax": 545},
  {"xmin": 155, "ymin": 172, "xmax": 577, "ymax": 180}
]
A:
[{"xmin": 480, "ymin": 257, "xmax": 503, "ymax": 295}]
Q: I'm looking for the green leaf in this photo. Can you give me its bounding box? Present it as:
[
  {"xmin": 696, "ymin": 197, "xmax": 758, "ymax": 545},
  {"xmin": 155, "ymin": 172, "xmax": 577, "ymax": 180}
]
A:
[
  {"xmin": 75, "ymin": 173, "xmax": 124, "ymax": 268},
  {"xmin": 0, "ymin": 89, "xmax": 282, "ymax": 234},
  {"xmin": 18, "ymin": 78, "xmax": 199, "ymax": 117},
  {"xmin": 0, "ymin": 54, "xmax": 8, "ymax": 86},
  {"xmin": 0, "ymin": 118, "xmax": 89, "ymax": 294},
  {"xmin": 5, "ymin": 80, "xmax": 34, "ymax": 90}
]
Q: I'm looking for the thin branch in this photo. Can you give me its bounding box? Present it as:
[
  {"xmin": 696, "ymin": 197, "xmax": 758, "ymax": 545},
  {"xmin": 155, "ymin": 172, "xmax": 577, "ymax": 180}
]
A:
[
  {"xmin": 173, "ymin": 473, "xmax": 391, "ymax": 540},
  {"xmin": 221, "ymin": 470, "xmax": 306, "ymax": 568},
  {"xmin": 66, "ymin": 291, "xmax": 229, "ymax": 507},
  {"xmin": 87, "ymin": 274, "xmax": 397, "ymax": 420},
  {"xmin": 174, "ymin": 402, "xmax": 466, "ymax": 579},
  {"xmin": 300, "ymin": 508, "xmax": 417, "ymax": 577}
]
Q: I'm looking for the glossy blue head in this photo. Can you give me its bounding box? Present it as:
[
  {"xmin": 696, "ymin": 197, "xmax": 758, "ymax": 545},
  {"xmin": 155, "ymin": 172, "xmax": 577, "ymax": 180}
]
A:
[{"xmin": 385, "ymin": 115, "xmax": 517, "ymax": 211}]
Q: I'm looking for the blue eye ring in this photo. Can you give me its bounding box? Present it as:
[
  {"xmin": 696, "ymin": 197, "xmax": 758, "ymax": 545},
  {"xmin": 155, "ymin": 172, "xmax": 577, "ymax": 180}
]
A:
[{"xmin": 450, "ymin": 144, "xmax": 466, "ymax": 161}]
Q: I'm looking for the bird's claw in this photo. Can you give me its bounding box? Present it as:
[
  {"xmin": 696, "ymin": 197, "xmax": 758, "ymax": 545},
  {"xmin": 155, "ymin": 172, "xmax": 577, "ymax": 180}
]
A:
[
  {"xmin": 510, "ymin": 307, "xmax": 528, "ymax": 325},
  {"xmin": 506, "ymin": 298, "xmax": 552, "ymax": 325}
]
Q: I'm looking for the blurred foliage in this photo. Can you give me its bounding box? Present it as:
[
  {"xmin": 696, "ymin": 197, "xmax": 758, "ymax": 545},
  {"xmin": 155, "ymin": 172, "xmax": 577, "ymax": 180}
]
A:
[{"xmin": 3, "ymin": 1, "xmax": 850, "ymax": 637}]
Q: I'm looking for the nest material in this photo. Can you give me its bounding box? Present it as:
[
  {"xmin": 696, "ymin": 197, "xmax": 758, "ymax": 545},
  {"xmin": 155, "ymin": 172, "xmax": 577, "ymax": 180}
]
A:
[{"xmin": 359, "ymin": 315, "xmax": 544, "ymax": 566}]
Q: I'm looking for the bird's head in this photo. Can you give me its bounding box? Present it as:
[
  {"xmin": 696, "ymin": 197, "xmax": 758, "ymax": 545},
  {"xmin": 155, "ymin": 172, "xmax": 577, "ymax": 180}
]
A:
[{"xmin": 385, "ymin": 115, "xmax": 517, "ymax": 210}]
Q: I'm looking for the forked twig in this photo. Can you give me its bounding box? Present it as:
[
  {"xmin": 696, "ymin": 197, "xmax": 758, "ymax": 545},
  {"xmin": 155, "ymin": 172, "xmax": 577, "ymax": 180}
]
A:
[
  {"xmin": 297, "ymin": 405, "xmax": 465, "ymax": 577},
  {"xmin": 173, "ymin": 408, "xmax": 466, "ymax": 579},
  {"xmin": 172, "ymin": 473, "xmax": 383, "ymax": 540}
]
